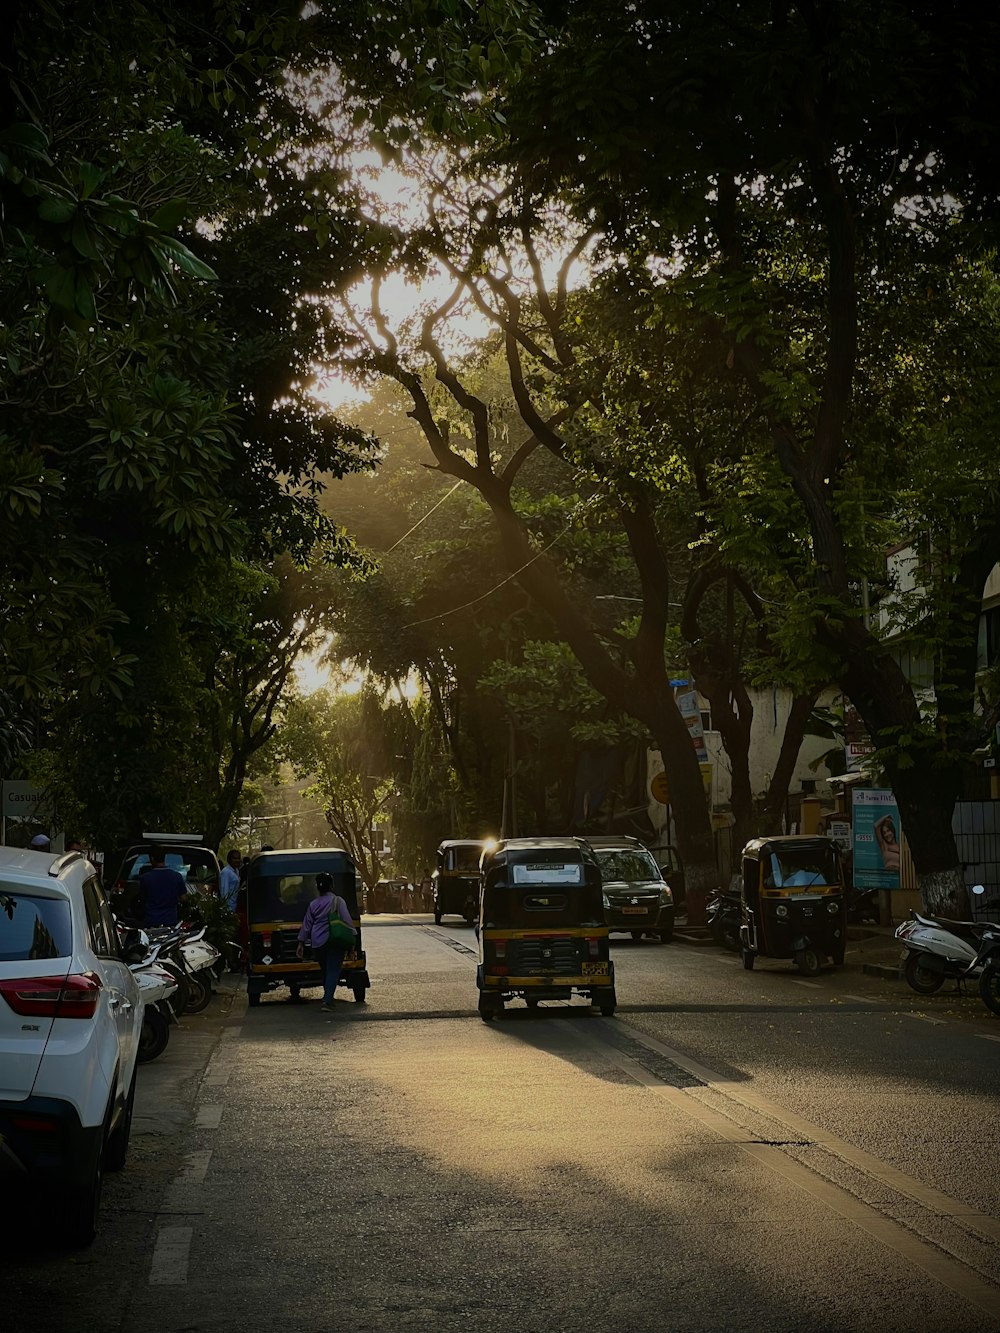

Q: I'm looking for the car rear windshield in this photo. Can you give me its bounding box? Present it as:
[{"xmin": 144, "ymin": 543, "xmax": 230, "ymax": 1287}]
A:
[
  {"xmin": 125, "ymin": 849, "xmax": 216, "ymax": 886},
  {"xmin": 597, "ymin": 850, "xmax": 662, "ymax": 884},
  {"xmin": 0, "ymin": 890, "xmax": 73, "ymax": 962}
]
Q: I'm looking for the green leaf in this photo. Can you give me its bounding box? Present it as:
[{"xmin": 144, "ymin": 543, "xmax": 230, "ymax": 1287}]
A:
[
  {"xmin": 151, "ymin": 199, "xmax": 190, "ymax": 231},
  {"xmin": 38, "ymin": 194, "xmax": 76, "ymax": 224}
]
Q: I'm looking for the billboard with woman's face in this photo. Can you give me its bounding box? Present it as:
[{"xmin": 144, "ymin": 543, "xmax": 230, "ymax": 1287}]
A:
[{"xmin": 852, "ymin": 788, "xmax": 902, "ymax": 889}]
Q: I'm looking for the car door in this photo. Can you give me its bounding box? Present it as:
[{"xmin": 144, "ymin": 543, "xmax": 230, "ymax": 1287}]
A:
[{"xmin": 82, "ymin": 876, "xmax": 139, "ymax": 1087}]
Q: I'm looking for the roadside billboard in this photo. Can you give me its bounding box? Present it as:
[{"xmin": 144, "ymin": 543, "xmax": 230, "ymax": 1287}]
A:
[{"xmin": 851, "ymin": 787, "xmax": 901, "ymax": 889}]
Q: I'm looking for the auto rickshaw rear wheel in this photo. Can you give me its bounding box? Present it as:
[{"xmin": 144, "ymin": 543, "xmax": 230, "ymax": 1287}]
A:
[
  {"xmin": 741, "ymin": 946, "xmax": 755, "ymax": 970},
  {"xmin": 477, "ymin": 993, "xmax": 497, "ymax": 1022},
  {"xmin": 352, "ymin": 986, "xmax": 367, "ymax": 1004},
  {"xmin": 526, "ymin": 995, "xmax": 539, "ymax": 1009},
  {"xmin": 248, "ymin": 991, "xmax": 262, "ymax": 1007},
  {"xmin": 795, "ymin": 947, "xmax": 822, "ymax": 976},
  {"xmin": 598, "ymin": 989, "xmax": 617, "ymax": 1017},
  {"xmin": 434, "ymin": 909, "xmax": 442, "ymax": 925}
]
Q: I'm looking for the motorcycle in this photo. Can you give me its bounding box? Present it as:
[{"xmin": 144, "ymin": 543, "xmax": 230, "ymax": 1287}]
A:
[
  {"xmin": 146, "ymin": 924, "xmax": 220, "ymax": 1014},
  {"xmin": 895, "ymin": 884, "xmax": 1000, "ymax": 995},
  {"xmin": 707, "ymin": 882, "xmax": 741, "ymax": 952}
]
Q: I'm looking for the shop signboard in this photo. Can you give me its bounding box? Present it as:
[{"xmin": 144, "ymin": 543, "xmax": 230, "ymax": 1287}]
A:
[{"xmin": 851, "ymin": 787, "xmax": 901, "ymax": 889}]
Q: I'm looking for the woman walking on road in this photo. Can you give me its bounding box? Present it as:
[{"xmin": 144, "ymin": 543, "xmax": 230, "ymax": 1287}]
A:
[{"xmin": 296, "ymin": 873, "xmax": 356, "ymax": 1012}]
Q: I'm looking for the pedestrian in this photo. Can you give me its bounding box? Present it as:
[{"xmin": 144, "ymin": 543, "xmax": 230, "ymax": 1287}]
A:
[
  {"xmin": 295, "ymin": 872, "xmax": 356, "ymax": 1012},
  {"xmin": 140, "ymin": 846, "xmax": 188, "ymax": 927},
  {"xmin": 219, "ymin": 848, "xmax": 242, "ymax": 911},
  {"xmin": 66, "ymin": 838, "xmax": 85, "ymax": 852},
  {"xmin": 29, "ymin": 832, "xmax": 51, "ymax": 851}
]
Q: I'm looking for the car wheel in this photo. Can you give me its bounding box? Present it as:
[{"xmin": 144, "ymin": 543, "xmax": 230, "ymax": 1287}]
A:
[
  {"xmin": 184, "ymin": 971, "xmax": 212, "ymax": 1014},
  {"xmin": 62, "ymin": 1162, "xmax": 102, "ymax": 1248},
  {"xmin": 104, "ymin": 1066, "xmax": 137, "ymax": 1171},
  {"xmin": 137, "ymin": 1008, "xmax": 170, "ymax": 1063},
  {"xmin": 657, "ymin": 928, "xmax": 672, "ymax": 945},
  {"xmin": 630, "ymin": 931, "xmax": 643, "ymax": 941}
]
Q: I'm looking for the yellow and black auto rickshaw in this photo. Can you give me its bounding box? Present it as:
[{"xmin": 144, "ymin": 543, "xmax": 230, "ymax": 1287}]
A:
[
  {"xmin": 739, "ymin": 835, "xmax": 846, "ymax": 975},
  {"xmin": 477, "ymin": 837, "xmax": 616, "ymax": 1020},
  {"xmin": 432, "ymin": 839, "xmax": 485, "ymax": 925},
  {"xmin": 243, "ymin": 847, "xmax": 370, "ymax": 1006}
]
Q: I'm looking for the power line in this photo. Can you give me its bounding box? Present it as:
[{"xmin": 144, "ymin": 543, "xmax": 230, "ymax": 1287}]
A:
[
  {"xmin": 400, "ymin": 498, "xmax": 596, "ymax": 630},
  {"xmin": 385, "ymin": 480, "xmax": 464, "ymax": 553}
]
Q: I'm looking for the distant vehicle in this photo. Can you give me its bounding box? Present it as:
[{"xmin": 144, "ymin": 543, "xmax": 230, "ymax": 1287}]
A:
[
  {"xmin": 369, "ymin": 879, "xmax": 410, "ymax": 913},
  {"xmin": 586, "ymin": 835, "xmax": 678, "ymax": 943},
  {"xmin": 432, "ymin": 839, "xmax": 485, "ymax": 925},
  {"xmin": 0, "ymin": 845, "xmax": 142, "ymax": 1246},
  {"xmin": 477, "ymin": 837, "xmax": 616, "ymax": 1020},
  {"xmin": 110, "ymin": 832, "xmax": 221, "ymax": 923},
  {"xmin": 244, "ymin": 847, "xmax": 369, "ymax": 1007}
]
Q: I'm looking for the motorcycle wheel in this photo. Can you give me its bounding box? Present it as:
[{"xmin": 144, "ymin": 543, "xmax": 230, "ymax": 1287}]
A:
[
  {"xmin": 904, "ymin": 951, "xmax": 945, "ymax": 995},
  {"xmin": 978, "ymin": 964, "xmax": 1000, "ymax": 1016},
  {"xmin": 137, "ymin": 1009, "xmax": 170, "ymax": 1063},
  {"xmin": 184, "ymin": 970, "xmax": 213, "ymax": 1014}
]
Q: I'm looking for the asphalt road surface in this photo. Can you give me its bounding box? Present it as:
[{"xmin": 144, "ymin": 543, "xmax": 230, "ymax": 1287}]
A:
[{"xmin": 4, "ymin": 916, "xmax": 1000, "ymax": 1333}]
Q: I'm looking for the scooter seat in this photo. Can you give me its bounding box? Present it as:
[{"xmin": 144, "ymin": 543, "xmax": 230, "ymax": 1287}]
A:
[{"xmin": 922, "ymin": 914, "xmax": 996, "ymax": 941}]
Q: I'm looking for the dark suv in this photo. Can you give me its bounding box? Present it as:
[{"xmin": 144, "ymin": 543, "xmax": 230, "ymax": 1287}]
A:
[
  {"xmin": 110, "ymin": 835, "xmax": 221, "ymax": 922},
  {"xmin": 586, "ymin": 836, "xmax": 682, "ymax": 943}
]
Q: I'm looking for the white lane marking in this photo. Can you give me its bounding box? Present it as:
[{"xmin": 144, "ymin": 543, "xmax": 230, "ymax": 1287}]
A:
[
  {"xmin": 904, "ymin": 1013, "xmax": 946, "ymax": 1025},
  {"xmin": 842, "ymin": 993, "xmax": 883, "ymax": 1004},
  {"xmin": 174, "ymin": 1150, "xmax": 213, "ymax": 1185},
  {"xmin": 789, "ymin": 979, "xmax": 822, "ymax": 989},
  {"xmin": 194, "ymin": 1103, "xmax": 223, "ymax": 1129},
  {"xmin": 714, "ymin": 957, "xmax": 741, "ymax": 966},
  {"xmin": 149, "ymin": 1225, "xmax": 193, "ymax": 1286},
  {"xmin": 202, "ymin": 1069, "xmax": 231, "ymax": 1090},
  {"xmin": 976, "ymin": 1033, "xmax": 1000, "ymax": 1043}
]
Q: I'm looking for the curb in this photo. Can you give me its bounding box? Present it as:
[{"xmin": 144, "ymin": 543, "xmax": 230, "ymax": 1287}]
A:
[{"xmin": 672, "ymin": 929, "xmax": 718, "ymax": 948}]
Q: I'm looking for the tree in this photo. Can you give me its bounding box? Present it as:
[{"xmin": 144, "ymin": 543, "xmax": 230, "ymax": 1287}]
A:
[
  {"xmin": 463, "ymin": 0, "xmax": 1000, "ymax": 914},
  {"xmin": 278, "ymin": 687, "xmax": 399, "ymax": 893}
]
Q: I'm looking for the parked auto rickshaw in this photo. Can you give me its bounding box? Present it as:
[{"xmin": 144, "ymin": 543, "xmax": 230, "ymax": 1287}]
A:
[
  {"xmin": 243, "ymin": 847, "xmax": 370, "ymax": 1006},
  {"xmin": 477, "ymin": 837, "xmax": 616, "ymax": 1020},
  {"xmin": 432, "ymin": 839, "xmax": 485, "ymax": 925},
  {"xmin": 738, "ymin": 835, "xmax": 846, "ymax": 975}
]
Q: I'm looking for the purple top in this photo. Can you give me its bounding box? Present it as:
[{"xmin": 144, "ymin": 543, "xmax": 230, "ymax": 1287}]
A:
[{"xmin": 298, "ymin": 892, "xmax": 354, "ymax": 949}]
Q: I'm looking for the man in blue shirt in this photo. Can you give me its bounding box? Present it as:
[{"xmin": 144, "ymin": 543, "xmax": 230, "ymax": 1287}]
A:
[
  {"xmin": 219, "ymin": 848, "xmax": 242, "ymax": 911},
  {"xmin": 140, "ymin": 847, "xmax": 188, "ymax": 926}
]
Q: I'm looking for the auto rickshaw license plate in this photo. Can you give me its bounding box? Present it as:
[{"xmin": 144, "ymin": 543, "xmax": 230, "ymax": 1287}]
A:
[{"xmin": 582, "ymin": 961, "xmax": 608, "ymax": 975}]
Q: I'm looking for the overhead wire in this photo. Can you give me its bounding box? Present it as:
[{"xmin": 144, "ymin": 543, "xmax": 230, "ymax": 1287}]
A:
[
  {"xmin": 400, "ymin": 496, "xmax": 597, "ymax": 630},
  {"xmin": 384, "ymin": 479, "xmax": 464, "ymax": 554}
]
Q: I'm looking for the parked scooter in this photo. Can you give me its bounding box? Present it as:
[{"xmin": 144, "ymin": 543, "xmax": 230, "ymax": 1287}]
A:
[
  {"xmin": 146, "ymin": 924, "xmax": 220, "ymax": 1014},
  {"xmin": 132, "ymin": 953, "xmax": 180, "ymax": 1062},
  {"xmin": 895, "ymin": 885, "xmax": 1000, "ymax": 995}
]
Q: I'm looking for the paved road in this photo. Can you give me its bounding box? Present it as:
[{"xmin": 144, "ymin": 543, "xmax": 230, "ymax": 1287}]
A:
[{"xmin": 4, "ymin": 917, "xmax": 999, "ymax": 1333}]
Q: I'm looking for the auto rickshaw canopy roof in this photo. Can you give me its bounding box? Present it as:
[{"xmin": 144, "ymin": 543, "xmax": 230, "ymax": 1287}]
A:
[{"xmin": 741, "ymin": 835, "xmax": 836, "ymax": 859}]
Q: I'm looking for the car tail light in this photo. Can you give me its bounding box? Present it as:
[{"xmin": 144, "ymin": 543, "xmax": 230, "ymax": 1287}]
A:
[
  {"xmin": 586, "ymin": 937, "xmax": 600, "ymax": 958},
  {"xmin": 494, "ymin": 940, "xmax": 507, "ymax": 960},
  {"xmin": 11, "ymin": 1115, "xmax": 58, "ymax": 1134},
  {"xmin": 0, "ymin": 972, "xmax": 103, "ymax": 1019}
]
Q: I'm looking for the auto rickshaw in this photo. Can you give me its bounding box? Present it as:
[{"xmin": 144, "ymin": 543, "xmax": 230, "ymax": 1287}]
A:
[
  {"xmin": 738, "ymin": 835, "xmax": 846, "ymax": 975},
  {"xmin": 477, "ymin": 837, "xmax": 616, "ymax": 1020},
  {"xmin": 243, "ymin": 847, "xmax": 370, "ymax": 1006},
  {"xmin": 432, "ymin": 839, "xmax": 485, "ymax": 925}
]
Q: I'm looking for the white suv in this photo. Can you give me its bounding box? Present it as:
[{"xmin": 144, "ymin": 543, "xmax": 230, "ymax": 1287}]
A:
[{"xmin": 0, "ymin": 846, "xmax": 142, "ymax": 1245}]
